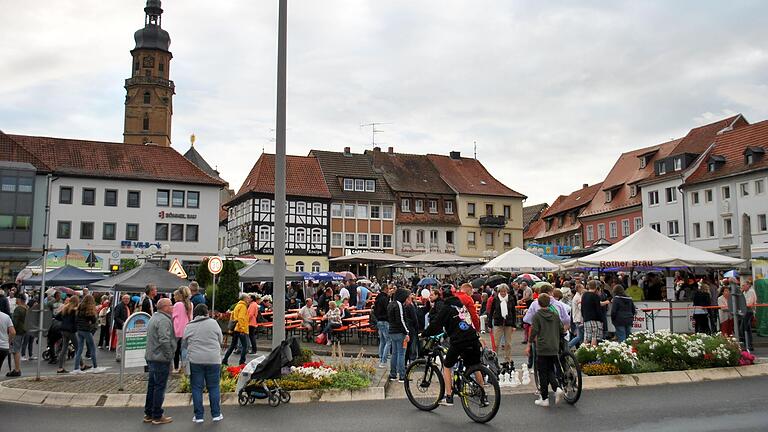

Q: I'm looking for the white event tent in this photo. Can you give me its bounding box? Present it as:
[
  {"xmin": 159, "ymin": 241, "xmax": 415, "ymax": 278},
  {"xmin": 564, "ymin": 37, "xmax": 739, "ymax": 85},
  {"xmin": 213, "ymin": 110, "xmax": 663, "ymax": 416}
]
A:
[{"xmin": 482, "ymin": 247, "xmax": 560, "ymax": 272}]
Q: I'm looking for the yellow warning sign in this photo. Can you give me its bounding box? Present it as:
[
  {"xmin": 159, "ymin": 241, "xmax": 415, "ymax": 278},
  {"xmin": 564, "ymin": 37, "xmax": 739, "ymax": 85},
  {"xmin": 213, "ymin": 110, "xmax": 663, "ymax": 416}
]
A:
[{"xmin": 168, "ymin": 258, "xmax": 188, "ymax": 279}]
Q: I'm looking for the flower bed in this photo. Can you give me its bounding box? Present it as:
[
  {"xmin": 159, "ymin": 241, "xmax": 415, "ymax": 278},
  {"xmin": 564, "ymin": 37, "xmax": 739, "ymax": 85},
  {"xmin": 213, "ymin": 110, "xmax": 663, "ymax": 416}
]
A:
[{"xmin": 575, "ymin": 331, "xmax": 749, "ymax": 376}]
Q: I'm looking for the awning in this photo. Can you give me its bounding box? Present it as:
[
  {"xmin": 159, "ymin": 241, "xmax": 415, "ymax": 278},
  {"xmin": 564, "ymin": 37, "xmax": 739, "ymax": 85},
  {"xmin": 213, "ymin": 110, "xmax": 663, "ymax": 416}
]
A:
[{"xmin": 482, "ymin": 247, "xmax": 559, "ymax": 272}]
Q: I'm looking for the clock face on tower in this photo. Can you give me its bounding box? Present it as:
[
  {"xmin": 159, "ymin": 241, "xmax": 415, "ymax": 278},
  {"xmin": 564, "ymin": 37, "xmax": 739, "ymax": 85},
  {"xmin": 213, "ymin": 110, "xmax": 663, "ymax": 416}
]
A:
[{"xmin": 143, "ymin": 56, "xmax": 155, "ymax": 68}]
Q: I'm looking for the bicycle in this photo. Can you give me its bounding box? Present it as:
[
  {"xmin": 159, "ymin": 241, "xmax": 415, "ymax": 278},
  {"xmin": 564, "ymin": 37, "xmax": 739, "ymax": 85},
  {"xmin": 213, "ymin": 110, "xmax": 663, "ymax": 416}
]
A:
[
  {"xmin": 530, "ymin": 338, "xmax": 582, "ymax": 404},
  {"xmin": 404, "ymin": 334, "xmax": 501, "ymax": 424}
]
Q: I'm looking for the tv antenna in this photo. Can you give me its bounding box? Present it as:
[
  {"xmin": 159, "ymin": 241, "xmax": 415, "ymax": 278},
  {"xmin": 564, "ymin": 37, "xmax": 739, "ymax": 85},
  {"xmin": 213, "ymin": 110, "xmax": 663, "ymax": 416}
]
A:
[
  {"xmin": 474, "ymin": 140, "xmax": 477, "ymax": 159},
  {"xmin": 360, "ymin": 122, "xmax": 391, "ymax": 148}
]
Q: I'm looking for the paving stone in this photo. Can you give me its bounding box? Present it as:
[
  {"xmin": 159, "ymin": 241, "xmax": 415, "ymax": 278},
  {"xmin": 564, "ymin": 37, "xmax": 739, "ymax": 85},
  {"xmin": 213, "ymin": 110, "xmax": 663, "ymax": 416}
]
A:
[
  {"xmin": 736, "ymin": 363, "xmax": 768, "ymax": 377},
  {"xmin": 318, "ymin": 389, "xmax": 352, "ymax": 402},
  {"xmin": 164, "ymin": 393, "xmax": 191, "ymax": 407},
  {"xmin": 686, "ymin": 367, "xmax": 741, "ymax": 382},
  {"xmin": 70, "ymin": 393, "xmax": 103, "ymax": 407},
  {"xmin": 103, "ymin": 394, "xmax": 130, "ymax": 407},
  {"xmin": 0, "ymin": 387, "xmax": 26, "ymax": 402},
  {"xmin": 350, "ymin": 386, "xmax": 385, "ymax": 400},
  {"xmin": 127, "ymin": 393, "xmax": 145, "ymax": 407},
  {"xmin": 17, "ymin": 390, "xmax": 47, "ymax": 404},
  {"xmin": 633, "ymin": 371, "xmax": 691, "ymax": 386},
  {"xmin": 582, "ymin": 374, "xmax": 637, "ymax": 389},
  {"xmin": 42, "ymin": 393, "xmax": 74, "ymax": 406}
]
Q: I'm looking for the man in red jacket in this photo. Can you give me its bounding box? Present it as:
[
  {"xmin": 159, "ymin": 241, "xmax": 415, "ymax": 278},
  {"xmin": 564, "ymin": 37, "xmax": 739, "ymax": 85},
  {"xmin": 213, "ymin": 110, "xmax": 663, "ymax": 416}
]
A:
[{"xmin": 455, "ymin": 283, "xmax": 481, "ymax": 332}]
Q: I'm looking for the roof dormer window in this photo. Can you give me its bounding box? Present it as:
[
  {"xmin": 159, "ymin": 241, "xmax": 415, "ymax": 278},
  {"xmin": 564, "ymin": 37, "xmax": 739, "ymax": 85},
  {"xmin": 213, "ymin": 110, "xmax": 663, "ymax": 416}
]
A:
[
  {"xmin": 707, "ymin": 155, "xmax": 726, "ymax": 173},
  {"xmin": 639, "ymin": 156, "xmax": 647, "ymax": 169},
  {"xmin": 673, "ymin": 157, "xmax": 682, "ymax": 171},
  {"xmin": 605, "ymin": 190, "xmax": 613, "ymax": 203},
  {"xmin": 744, "ymin": 147, "xmax": 765, "ymax": 165},
  {"xmin": 657, "ymin": 161, "xmax": 666, "ymax": 175}
]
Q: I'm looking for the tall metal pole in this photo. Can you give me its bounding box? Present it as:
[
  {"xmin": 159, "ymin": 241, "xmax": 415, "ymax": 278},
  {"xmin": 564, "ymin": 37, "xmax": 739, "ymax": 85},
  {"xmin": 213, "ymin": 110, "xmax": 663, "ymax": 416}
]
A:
[
  {"xmin": 272, "ymin": 0, "xmax": 288, "ymax": 350},
  {"xmin": 36, "ymin": 174, "xmax": 52, "ymax": 380}
]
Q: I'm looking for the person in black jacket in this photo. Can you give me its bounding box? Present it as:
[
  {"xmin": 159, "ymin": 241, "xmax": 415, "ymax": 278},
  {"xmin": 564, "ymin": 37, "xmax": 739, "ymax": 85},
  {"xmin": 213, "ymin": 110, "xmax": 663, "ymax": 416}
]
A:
[
  {"xmin": 403, "ymin": 294, "xmax": 420, "ymax": 362},
  {"xmin": 54, "ymin": 296, "xmax": 80, "ymax": 373},
  {"xmin": 422, "ymin": 286, "xmax": 483, "ymax": 407},
  {"xmin": 142, "ymin": 285, "xmax": 157, "ymax": 315},
  {"xmin": 489, "ymin": 284, "xmax": 516, "ymax": 372},
  {"xmin": 691, "ymin": 283, "xmax": 712, "ymax": 334},
  {"xmin": 374, "ymin": 285, "xmax": 392, "ymax": 368},
  {"xmin": 610, "ymin": 285, "xmax": 636, "ymax": 342},
  {"xmin": 581, "ymin": 280, "xmax": 605, "ymax": 346},
  {"xmin": 386, "ymin": 287, "xmax": 411, "ymax": 381},
  {"xmin": 73, "ymin": 295, "xmax": 99, "ymax": 373},
  {"xmin": 113, "ymin": 294, "xmax": 131, "ymax": 362}
]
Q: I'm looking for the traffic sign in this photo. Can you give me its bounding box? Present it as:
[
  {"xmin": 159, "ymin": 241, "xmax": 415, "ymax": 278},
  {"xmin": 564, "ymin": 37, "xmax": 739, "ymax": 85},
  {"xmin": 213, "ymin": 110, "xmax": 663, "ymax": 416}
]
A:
[
  {"xmin": 109, "ymin": 250, "xmax": 121, "ymax": 264},
  {"xmin": 168, "ymin": 258, "xmax": 188, "ymax": 278},
  {"xmin": 208, "ymin": 256, "xmax": 223, "ymax": 274}
]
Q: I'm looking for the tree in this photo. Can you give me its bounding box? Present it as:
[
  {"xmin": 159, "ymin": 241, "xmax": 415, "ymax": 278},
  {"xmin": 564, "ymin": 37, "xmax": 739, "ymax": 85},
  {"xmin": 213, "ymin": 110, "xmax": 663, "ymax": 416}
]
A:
[
  {"xmin": 209, "ymin": 259, "xmax": 240, "ymax": 313},
  {"xmin": 196, "ymin": 258, "xmax": 212, "ymax": 288}
]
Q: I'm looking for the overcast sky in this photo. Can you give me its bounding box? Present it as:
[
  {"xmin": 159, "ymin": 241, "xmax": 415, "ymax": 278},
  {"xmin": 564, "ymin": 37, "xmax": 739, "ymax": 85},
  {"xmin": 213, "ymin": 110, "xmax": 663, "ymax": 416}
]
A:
[{"xmin": 2, "ymin": 0, "xmax": 767, "ymax": 205}]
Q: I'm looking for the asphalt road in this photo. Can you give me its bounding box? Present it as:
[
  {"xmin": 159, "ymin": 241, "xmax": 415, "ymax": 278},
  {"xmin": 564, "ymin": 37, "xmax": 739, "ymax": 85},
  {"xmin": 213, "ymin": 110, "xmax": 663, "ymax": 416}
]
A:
[{"xmin": 2, "ymin": 376, "xmax": 767, "ymax": 431}]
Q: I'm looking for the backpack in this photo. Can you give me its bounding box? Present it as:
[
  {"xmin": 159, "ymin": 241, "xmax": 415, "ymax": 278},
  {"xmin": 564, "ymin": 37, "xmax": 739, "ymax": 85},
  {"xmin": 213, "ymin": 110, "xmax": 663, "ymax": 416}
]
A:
[{"xmin": 452, "ymin": 304, "xmax": 475, "ymax": 331}]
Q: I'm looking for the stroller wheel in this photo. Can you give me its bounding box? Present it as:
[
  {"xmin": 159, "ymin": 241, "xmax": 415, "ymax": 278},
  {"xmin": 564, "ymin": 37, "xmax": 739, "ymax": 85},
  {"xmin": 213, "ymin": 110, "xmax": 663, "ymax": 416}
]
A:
[
  {"xmin": 268, "ymin": 393, "xmax": 280, "ymax": 407},
  {"xmin": 279, "ymin": 389, "xmax": 291, "ymax": 404},
  {"xmin": 42, "ymin": 350, "xmax": 51, "ymax": 361},
  {"xmin": 238, "ymin": 391, "xmax": 249, "ymax": 406}
]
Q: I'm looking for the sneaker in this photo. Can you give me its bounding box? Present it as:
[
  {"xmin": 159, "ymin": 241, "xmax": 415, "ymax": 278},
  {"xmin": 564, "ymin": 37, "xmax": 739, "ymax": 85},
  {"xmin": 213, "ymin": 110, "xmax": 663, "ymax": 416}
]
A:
[
  {"xmin": 534, "ymin": 397, "xmax": 550, "ymax": 407},
  {"xmin": 192, "ymin": 417, "xmax": 204, "ymax": 424},
  {"xmin": 555, "ymin": 388, "xmax": 565, "ymax": 405},
  {"xmin": 91, "ymin": 367, "xmax": 107, "ymax": 374},
  {"xmin": 30, "ymin": 356, "xmax": 38, "ymax": 360},
  {"xmin": 5, "ymin": 370, "xmax": 21, "ymax": 377},
  {"xmin": 388, "ymin": 376, "xmax": 398, "ymax": 381},
  {"xmin": 212, "ymin": 414, "xmax": 224, "ymax": 422},
  {"xmin": 57, "ymin": 369, "xmax": 69, "ymax": 374},
  {"xmin": 143, "ymin": 415, "xmax": 153, "ymax": 423},
  {"xmin": 398, "ymin": 377, "xmax": 405, "ymax": 383},
  {"xmin": 21, "ymin": 356, "xmax": 28, "ymax": 362},
  {"xmin": 480, "ymin": 394, "xmax": 490, "ymax": 407},
  {"xmin": 81, "ymin": 365, "xmax": 92, "ymax": 371},
  {"xmin": 439, "ymin": 395, "xmax": 454, "ymax": 406},
  {"xmin": 70, "ymin": 369, "xmax": 84, "ymax": 375},
  {"xmin": 377, "ymin": 363, "xmax": 386, "ymax": 369},
  {"xmin": 115, "ymin": 358, "xmax": 121, "ymax": 363},
  {"xmin": 326, "ymin": 340, "xmax": 332, "ymax": 346},
  {"xmin": 152, "ymin": 416, "xmax": 173, "ymax": 425}
]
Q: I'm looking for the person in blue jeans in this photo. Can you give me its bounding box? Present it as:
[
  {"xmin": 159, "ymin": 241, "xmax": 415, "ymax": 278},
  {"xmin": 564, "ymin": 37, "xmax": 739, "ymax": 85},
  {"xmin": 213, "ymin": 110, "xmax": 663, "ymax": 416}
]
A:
[
  {"xmin": 183, "ymin": 304, "xmax": 224, "ymax": 423},
  {"xmin": 610, "ymin": 285, "xmax": 636, "ymax": 343},
  {"xmin": 73, "ymin": 295, "xmax": 98, "ymax": 373},
  {"xmin": 387, "ymin": 288, "xmax": 411, "ymax": 381},
  {"xmin": 144, "ymin": 298, "xmax": 177, "ymax": 425},
  {"xmin": 374, "ymin": 285, "xmax": 392, "ymax": 368}
]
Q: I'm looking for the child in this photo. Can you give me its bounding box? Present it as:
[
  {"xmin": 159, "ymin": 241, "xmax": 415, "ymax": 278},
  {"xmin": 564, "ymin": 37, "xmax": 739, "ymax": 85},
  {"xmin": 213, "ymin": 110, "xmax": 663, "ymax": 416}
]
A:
[{"xmin": 526, "ymin": 293, "xmax": 565, "ymax": 407}]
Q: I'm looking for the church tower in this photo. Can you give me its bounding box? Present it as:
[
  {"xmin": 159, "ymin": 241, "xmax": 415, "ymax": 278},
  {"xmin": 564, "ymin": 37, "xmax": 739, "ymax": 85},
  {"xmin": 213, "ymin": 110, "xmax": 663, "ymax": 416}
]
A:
[{"xmin": 123, "ymin": 0, "xmax": 174, "ymax": 146}]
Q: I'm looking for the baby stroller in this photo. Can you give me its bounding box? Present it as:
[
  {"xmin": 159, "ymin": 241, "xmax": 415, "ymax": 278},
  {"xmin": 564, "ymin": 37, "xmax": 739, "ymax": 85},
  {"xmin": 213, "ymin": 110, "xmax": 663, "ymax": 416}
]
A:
[{"xmin": 237, "ymin": 337, "xmax": 301, "ymax": 407}]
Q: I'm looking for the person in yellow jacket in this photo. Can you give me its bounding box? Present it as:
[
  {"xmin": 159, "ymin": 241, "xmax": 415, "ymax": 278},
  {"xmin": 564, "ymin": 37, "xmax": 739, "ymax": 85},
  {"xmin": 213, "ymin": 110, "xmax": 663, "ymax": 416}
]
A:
[{"xmin": 223, "ymin": 294, "xmax": 250, "ymax": 365}]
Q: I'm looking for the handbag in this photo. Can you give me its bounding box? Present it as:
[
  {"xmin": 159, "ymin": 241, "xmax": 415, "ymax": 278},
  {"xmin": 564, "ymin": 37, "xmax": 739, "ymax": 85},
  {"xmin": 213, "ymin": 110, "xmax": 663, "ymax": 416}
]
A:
[
  {"xmin": 227, "ymin": 320, "xmax": 237, "ymax": 334},
  {"xmin": 314, "ymin": 333, "xmax": 327, "ymax": 345}
]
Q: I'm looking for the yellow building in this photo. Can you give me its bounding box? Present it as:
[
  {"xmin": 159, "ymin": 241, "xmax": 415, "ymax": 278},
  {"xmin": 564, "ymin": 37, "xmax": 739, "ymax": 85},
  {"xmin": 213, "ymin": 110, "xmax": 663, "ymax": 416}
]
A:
[{"xmin": 428, "ymin": 153, "xmax": 526, "ymax": 259}]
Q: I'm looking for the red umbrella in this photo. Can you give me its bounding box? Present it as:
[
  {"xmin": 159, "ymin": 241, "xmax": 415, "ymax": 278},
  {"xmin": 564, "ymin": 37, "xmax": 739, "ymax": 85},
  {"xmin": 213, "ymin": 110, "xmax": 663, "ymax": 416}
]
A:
[
  {"xmin": 336, "ymin": 271, "xmax": 356, "ymax": 280},
  {"xmin": 54, "ymin": 286, "xmax": 77, "ymax": 295},
  {"xmin": 513, "ymin": 273, "xmax": 541, "ymax": 284}
]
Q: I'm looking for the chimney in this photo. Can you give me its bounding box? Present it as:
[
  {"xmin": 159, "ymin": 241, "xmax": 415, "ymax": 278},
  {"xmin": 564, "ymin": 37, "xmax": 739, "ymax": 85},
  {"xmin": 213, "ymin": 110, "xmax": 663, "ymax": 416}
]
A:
[
  {"xmin": 449, "ymin": 151, "xmax": 461, "ymax": 160},
  {"xmin": 583, "ymin": 183, "xmax": 589, "ymax": 189},
  {"xmin": 373, "ymin": 146, "xmax": 381, "ymax": 152},
  {"xmin": 387, "ymin": 146, "xmax": 394, "ymax": 154},
  {"xmin": 343, "ymin": 146, "xmax": 351, "ymax": 155}
]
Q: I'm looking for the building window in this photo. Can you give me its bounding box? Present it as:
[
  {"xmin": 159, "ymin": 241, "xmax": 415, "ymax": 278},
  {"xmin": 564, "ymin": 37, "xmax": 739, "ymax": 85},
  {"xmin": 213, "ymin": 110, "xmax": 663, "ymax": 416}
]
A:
[
  {"xmin": 755, "ymin": 180, "xmax": 765, "ymax": 195},
  {"xmin": 605, "ymin": 190, "xmax": 613, "ymax": 203},
  {"xmin": 667, "ymin": 220, "xmax": 679, "ymax": 236},
  {"xmin": 722, "ymin": 186, "xmax": 731, "ymax": 199},
  {"xmin": 155, "ymin": 223, "xmax": 169, "ymax": 241},
  {"xmin": 648, "ymin": 190, "xmax": 659, "ymax": 206},
  {"xmin": 311, "ymin": 261, "xmax": 321, "ymax": 272},
  {"xmin": 382, "ymin": 205, "xmax": 393, "ymax": 219},
  {"xmin": 740, "ymin": 182, "xmax": 749, "ymax": 197},
  {"xmin": 757, "ymin": 214, "xmax": 767, "ymax": 232},
  {"xmin": 345, "ymin": 234, "xmax": 355, "ymax": 247},
  {"xmin": 142, "ymin": 114, "xmax": 149, "ymax": 131},
  {"xmin": 609, "ymin": 221, "xmax": 618, "ymax": 238},
  {"xmin": 296, "ymin": 202, "xmax": 306, "ymax": 215},
  {"xmin": 171, "ymin": 224, "xmax": 184, "ymax": 241},
  {"xmin": 311, "ymin": 229, "xmax": 322, "ymax": 244},
  {"xmin": 260, "ymin": 199, "xmax": 271, "ymax": 212},
  {"xmin": 104, "ymin": 189, "xmax": 118, "ymax": 207},
  {"xmin": 485, "ymin": 233, "xmax": 494, "ymax": 246},
  {"xmin": 503, "ymin": 233, "xmax": 511, "ymax": 247},
  {"xmin": 650, "ymin": 223, "xmax": 661, "ymax": 232},
  {"xmin": 143, "ymin": 92, "xmax": 151, "ymax": 104},
  {"xmin": 723, "ymin": 217, "xmax": 733, "ymax": 236},
  {"xmin": 467, "ymin": 203, "xmax": 476, "ymax": 217},
  {"xmin": 57, "ymin": 221, "xmax": 71, "ymax": 238},
  {"xmin": 445, "ymin": 201, "xmax": 454, "ymax": 214},
  {"xmin": 586, "ymin": 225, "xmax": 594, "ymax": 242},
  {"xmin": 59, "ymin": 186, "xmax": 73, "ymax": 204},
  {"xmin": 103, "ymin": 222, "xmax": 116, "ymax": 240},
  {"xmin": 383, "ymin": 234, "xmax": 392, "ymax": 248},
  {"xmin": 158, "ymin": 62, "xmax": 164, "ymax": 72},
  {"xmin": 597, "ymin": 223, "xmax": 606, "ymax": 239},
  {"xmin": 705, "ymin": 189, "xmax": 713, "ymax": 203},
  {"xmin": 365, "ymin": 180, "xmax": 375, "ymax": 192},
  {"xmin": 313, "ymin": 203, "xmax": 323, "ymax": 216},
  {"xmin": 331, "ymin": 203, "xmax": 342, "ymax": 217},
  {"xmin": 127, "ymin": 190, "xmax": 141, "ymax": 208},
  {"xmin": 185, "ymin": 224, "xmax": 198, "ymax": 242},
  {"xmin": 80, "ymin": 222, "xmax": 94, "ymax": 239},
  {"xmin": 355, "ymin": 179, "xmax": 365, "ymax": 191},
  {"xmin": 259, "ymin": 226, "xmax": 270, "ymax": 241},
  {"xmin": 430, "ymin": 230, "xmax": 438, "ymax": 245},
  {"xmin": 171, "ymin": 190, "xmax": 185, "ymax": 207},
  {"xmin": 126, "ymin": 223, "xmax": 139, "ymax": 240},
  {"xmin": 429, "ymin": 200, "xmax": 438, "ymax": 214},
  {"xmin": 708, "ymin": 162, "xmax": 716, "ymax": 173},
  {"xmin": 634, "ymin": 217, "xmax": 642, "ymax": 231},
  {"xmin": 658, "ymin": 162, "xmax": 666, "ymax": 175},
  {"xmin": 706, "ymin": 221, "xmax": 715, "ymax": 237},
  {"xmin": 82, "ymin": 188, "xmax": 96, "ymax": 206},
  {"xmin": 446, "ymin": 231, "xmax": 454, "ymax": 244},
  {"xmin": 622, "ymin": 219, "xmax": 630, "ymax": 236},
  {"xmin": 484, "ymin": 204, "xmax": 493, "ymax": 216},
  {"xmin": 295, "ymin": 261, "xmax": 305, "ymax": 272},
  {"xmin": 402, "ymin": 229, "xmax": 411, "ymax": 244},
  {"xmin": 187, "ymin": 191, "xmax": 200, "ymax": 208},
  {"xmin": 689, "ymin": 191, "xmax": 699, "ymax": 205},
  {"xmin": 467, "ymin": 231, "xmax": 476, "ymax": 246},
  {"xmin": 331, "ymin": 233, "xmax": 342, "ymax": 247},
  {"xmin": 503, "ymin": 205, "xmax": 511, "ymax": 219},
  {"xmin": 155, "ymin": 189, "xmax": 169, "ymax": 206},
  {"xmin": 370, "ymin": 205, "xmax": 380, "ymax": 219},
  {"xmin": 401, "ymin": 199, "xmax": 410, "ymax": 212},
  {"xmin": 295, "ymin": 228, "xmax": 306, "ymax": 243},
  {"xmin": 371, "ymin": 234, "xmax": 380, "ymax": 247},
  {"xmin": 665, "ymin": 187, "xmax": 677, "ymax": 203},
  {"xmin": 356, "ymin": 204, "xmax": 368, "ymax": 219},
  {"xmin": 343, "ymin": 178, "xmax": 354, "ymax": 191},
  {"xmin": 135, "ymin": 61, "xmax": 140, "ymax": 71},
  {"xmin": 630, "ymin": 185, "xmax": 638, "ymax": 198},
  {"xmin": 693, "ymin": 223, "xmax": 701, "ymax": 239},
  {"xmin": 673, "ymin": 157, "xmax": 682, "ymax": 171},
  {"xmin": 639, "ymin": 156, "xmax": 647, "ymax": 169},
  {"xmin": 0, "ymin": 177, "xmax": 15, "ymax": 192},
  {"xmin": 413, "ymin": 200, "xmax": 423, "ymax": 213},
  {"xmin": 746, "ymin": 153, "xmax": 754, "ymax": 165},
  {"xmin": 344, "ymin": 204, "xmax": 355, "ymax": 218},
  {"xmin": 416, "ymin": 230, "xmax": 425, "ymax": 245}
]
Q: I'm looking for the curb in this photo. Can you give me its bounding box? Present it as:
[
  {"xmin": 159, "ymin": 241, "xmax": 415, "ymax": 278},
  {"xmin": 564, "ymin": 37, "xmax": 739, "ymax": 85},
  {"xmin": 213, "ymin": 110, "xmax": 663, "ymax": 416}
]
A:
[{"xmin": 2, "ymin": 363, "xmax": 767, "ymax": 407}]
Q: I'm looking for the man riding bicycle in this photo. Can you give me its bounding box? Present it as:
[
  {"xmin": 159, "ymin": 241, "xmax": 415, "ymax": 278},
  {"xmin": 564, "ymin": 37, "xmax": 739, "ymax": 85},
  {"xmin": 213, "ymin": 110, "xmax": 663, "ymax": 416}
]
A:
[{"xmin": 422, "ymin": 284, "xmax": 483, "ymax": 406}]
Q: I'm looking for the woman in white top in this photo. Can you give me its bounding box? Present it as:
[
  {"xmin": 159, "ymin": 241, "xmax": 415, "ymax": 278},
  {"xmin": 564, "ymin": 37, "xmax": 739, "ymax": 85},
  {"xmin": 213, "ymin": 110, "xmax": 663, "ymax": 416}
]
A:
[{"xmin": 568, "ymin": 284, "xmax": 585, "ymax": 349}]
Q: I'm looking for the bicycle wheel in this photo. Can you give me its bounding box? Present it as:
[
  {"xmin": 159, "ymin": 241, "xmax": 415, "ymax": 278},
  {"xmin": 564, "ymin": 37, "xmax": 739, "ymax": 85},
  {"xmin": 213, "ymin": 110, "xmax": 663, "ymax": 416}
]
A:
[
  {"xmin": 404, "ymin": 359, "xmax": 444, "ymax": 411},
  {"xmin": 459, "ymin": 364, "xmax": 500, "ymax": 424},
  {"xmin": 560, "ymin": 350, "xmax": 582, "ymax": 404}
]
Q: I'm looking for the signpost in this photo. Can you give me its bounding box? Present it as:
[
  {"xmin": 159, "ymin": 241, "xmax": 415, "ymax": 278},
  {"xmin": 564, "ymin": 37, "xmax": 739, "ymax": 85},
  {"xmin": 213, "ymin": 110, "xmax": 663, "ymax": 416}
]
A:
[
  {"xmin": 208, "ymin": 256, "xmax": 223, "ymax": 314},
  {"xmin": 168, "ymin": 258, "xmax": 188, "ymax": 279},
  {"xmin": 119, "ymin": 312, "xmax": 151, "ymax": 391}
]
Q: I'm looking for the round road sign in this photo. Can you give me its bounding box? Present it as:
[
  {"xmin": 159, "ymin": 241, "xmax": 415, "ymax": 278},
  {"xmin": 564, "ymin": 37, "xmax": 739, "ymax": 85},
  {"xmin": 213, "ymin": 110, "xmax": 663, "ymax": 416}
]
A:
[{"xmin": 208, "ymin": 256, "xmax": 224, "ymax": 274}]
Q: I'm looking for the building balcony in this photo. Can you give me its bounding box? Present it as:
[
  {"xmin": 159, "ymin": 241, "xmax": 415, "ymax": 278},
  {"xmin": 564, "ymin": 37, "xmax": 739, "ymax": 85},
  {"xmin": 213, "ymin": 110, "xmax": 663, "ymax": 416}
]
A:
[
  {"xmin": 445, "ymin": 244, "xmax": 456, "ymax": 253},
  {"xmin": 479, "ymin": 215, "xmax": 507, "ymax": 228},
  {"xmin": 125, "ymin": 76, "xmax": 175, "ymax": 91}
]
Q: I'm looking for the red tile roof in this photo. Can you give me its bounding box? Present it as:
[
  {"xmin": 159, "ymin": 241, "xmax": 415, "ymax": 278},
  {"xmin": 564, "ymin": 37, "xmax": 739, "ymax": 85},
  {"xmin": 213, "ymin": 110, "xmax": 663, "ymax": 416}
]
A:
[
  {"xmin": 685, "ymin": 119, "xmax": 768, "ymax": 185},
  {"xmin": 368, "ymin": 150, "xmax": 455, "ymax": 194},
  {"xmin": 579, "ymin": 140, "xmax": 679, "ymax": 217},
  {"xmin": 310, "ymin": 150, "xmax": 395, "ymax": 201},
  {"xmin": 426, "ymin": 154, "xmax": 526, "ymax": 198},
  {"xmin": 5, "ymin": 133, "xmax": 225, "ymax": 186},
  {"xmin": 0, "ymin": 132, "xmax": 50, "ymax": 170},
  {"xmin": 231, "ymin": 153, "xmax": 331, "ymax": 202},
  {"xmin": 540, "ymin": 183, "xmax": 603, "ymax": 219},
  {"xmin": 524, "ymin": 218, "xmax": 545, "ymax": 240}
]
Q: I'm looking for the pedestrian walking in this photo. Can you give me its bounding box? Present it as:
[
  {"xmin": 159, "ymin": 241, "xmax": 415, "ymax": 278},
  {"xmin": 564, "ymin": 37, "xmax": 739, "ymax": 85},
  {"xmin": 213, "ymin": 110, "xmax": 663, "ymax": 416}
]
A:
[
  {"xmin": 490, "ymin": 284, "xmax": 517, "ymax": 372},
  {"xmin": 387, "ymin": 288, "xmax": 411, "ymax": 382},
  {"xmin": 144, "ymin": 298, "xmax": 176, "ymax": 425},
  {"xmin": 0, "ymin": 309, "xmax": 15, "ymax": 373},
  {"xmin": 610, "ymin": 285, "xmax": 636, "ymax": 342},
  {"xmin": 55, "ymin": 296, "xmax": 79, "ymax": 373},
  {"xmin": 113, "ymin": 294, "xmax": 131, "ymax": 362},
  {"xmin": 183, "ymin": 304, "xmax": 224, "ymax": 423},
  {"xmin": 568, "ymin": 284, "xmax": 585, "ymax": 348},
  {"xmin": 97, "ymin": 297, "xmax": 112, "ymax": 350},
  {"xmin": 374, "ymin": 284, "xmax": 392, "ymax": 368},
  {"xmin": 189, "ymin": 282, "xmax": 206, "ymax": 307},
  {"xmin": 222, "ymin": 293, "xmax": 249, "ymax": 366},
  {"xmin": 527, "ymin": 293, "xmax": 566, "ymax": 407},
  {"xmin": 142, "ymin": 284, "xmax": 158, "ymax": 315},
  {"xmin": 7, "ymin": 293, "xmax": 27, "ymax": 377},
  {"xmin": 692, "ymin": 282, "xmax": 712, "ymax": 334},
  {"xmin": 172, "ymin": 287, "xmax": 192, "ymax": 373},
  {"xmin": 581, "ymin": 280, "xmax": 605, "ymax": 346},
  {"xmin": 247, "ymin": 294, "xmax": 260, "ymax": 353},
  {"xmin": 73, "ymin": 294, "xmax": 98, "ymax": 374},
  {"xmin": 718, "ymin": 286, "xmax": 734, "ymax": 336}
]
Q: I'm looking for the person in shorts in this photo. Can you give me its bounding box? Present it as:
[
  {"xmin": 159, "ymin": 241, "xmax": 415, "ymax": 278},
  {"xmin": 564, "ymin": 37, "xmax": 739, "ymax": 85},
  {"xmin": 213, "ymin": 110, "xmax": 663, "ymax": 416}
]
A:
[{"xmin": 581, "ymin": 280, "xmax": 604, "ymax": 346}]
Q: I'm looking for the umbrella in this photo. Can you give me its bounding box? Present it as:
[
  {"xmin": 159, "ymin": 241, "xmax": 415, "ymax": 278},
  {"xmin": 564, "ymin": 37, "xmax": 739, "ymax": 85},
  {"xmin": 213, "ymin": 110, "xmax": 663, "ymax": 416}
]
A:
[
  {"xmin": 89, "ymin": 262, "xmax": 188, "ymax": 292},
  {"xmin": 22, "ymin": 265, "xmax": 105, "ymax": 286},
  {"xmin": 485, "ymin": 274, "xmax": 508, "ymax": 288},
  {"xmin": 532, "ymin": 281, "xmax": 550, "ymax": 290},
  {"xmin": 357, "ymin": 278, "xmax": 372, "ymax": 285},
  {"xmin": 238, "ymin": 261, "xmax": 304, "ymax": 283},
  {"xmin": 308, "ymin": 272, "xmax": 343, "ymax": 282},
  {"xmin": 337, "ymin": 271, "xmax": 356, "ymax": 280},
  {"xmin": 514, "ymin": 273, "xmax": 541, "ymax": 284},
  {"xmin": 471, "ymin": 278, "xmax": 486, "ymax": 289},
  {"xmin": 417, "ymin": 277, "xmax": 439, "ymax": 286},
  {"xmin": 52, "ymin": 286, "xmax": 77, "ymax": 296},
  {"xmin": 723, "ymin": 270, "xmax": 739, "ymax": 279}
]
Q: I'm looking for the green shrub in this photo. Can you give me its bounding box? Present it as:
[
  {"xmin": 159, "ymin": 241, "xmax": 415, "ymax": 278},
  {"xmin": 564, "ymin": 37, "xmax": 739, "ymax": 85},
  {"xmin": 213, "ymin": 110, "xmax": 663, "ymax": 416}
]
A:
[
  {"xmin": 291, "ymin": 348, "xmax": 315, "ymax": 367},
  {"xmin": 326, "ymin": 371, "xmax": 370, "ymax": 390},
  {"xmin": 581, "ymin": 362, "xmax": 621, "ymax": 376}
]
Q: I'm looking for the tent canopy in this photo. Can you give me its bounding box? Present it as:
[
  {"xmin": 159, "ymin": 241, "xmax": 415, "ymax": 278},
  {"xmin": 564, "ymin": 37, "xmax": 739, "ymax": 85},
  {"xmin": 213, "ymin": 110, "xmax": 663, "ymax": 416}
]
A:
[
  {"xmin": 89, "ymin": 262, "xmax": 188, "ymax": 293},
  {"xmin": 559, "ymin": 226, "xmax": 745, "ymax": 270},
  {"xmin": 238, "ymin": 261, "xmax": 304, "ymax": 283},
  {"xmin": 22, "ymin": 264, "xmax": 105, "ymax": 286},
  {"xmin": 329, "ymin": 252, "xmax": 408, "ymax": 264},
  {"xmin": 482, "ymin": 247, "xmax": 559, "ymax": 273},
  {"xmin": 405, "ymin": 252, "xmax": 481, "ymax": 264}
]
